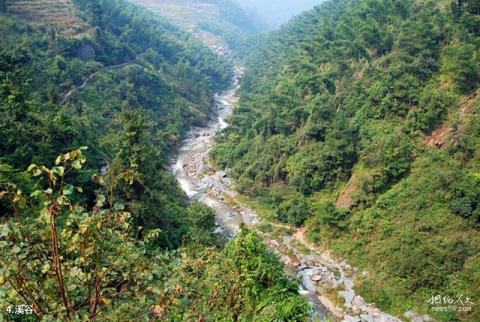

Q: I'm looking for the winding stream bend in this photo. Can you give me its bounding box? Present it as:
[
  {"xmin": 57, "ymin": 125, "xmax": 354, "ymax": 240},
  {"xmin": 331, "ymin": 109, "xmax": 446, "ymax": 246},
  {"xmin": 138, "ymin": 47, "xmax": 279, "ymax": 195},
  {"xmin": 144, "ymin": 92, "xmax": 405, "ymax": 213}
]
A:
[{"xmin": 172, "ymin": 67, "xmax": 406, "ymax": 322}]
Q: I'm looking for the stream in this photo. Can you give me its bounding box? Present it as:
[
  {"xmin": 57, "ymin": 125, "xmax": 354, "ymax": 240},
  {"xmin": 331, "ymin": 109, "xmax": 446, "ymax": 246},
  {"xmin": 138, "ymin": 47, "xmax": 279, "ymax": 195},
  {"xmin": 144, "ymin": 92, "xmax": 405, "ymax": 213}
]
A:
[{"xmin": 171, "ymin": 67, "xmax": 410, "ymax": 322}]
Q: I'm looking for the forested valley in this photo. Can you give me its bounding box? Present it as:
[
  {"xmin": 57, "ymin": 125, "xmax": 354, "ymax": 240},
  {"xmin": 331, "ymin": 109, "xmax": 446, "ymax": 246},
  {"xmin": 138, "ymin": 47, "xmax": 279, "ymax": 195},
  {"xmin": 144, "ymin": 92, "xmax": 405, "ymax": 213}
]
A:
[
  {"xmin": 212, "ymin": 0, "xmax": 480, "ymax": 321},
  {"xmin": 0, "ymin": 0, "xmax": 309, "ymax": 320},
  {"xmin": 1, "ymin": 0, "xmax": 480, "ymax": 321}
]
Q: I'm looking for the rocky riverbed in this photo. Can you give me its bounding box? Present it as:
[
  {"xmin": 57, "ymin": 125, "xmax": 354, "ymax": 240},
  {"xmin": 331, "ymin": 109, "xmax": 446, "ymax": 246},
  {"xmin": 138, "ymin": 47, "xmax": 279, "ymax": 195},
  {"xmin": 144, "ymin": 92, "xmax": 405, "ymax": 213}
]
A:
[{"xmin": 171, "ymin": 67, "xmax": 430, "ymax": 322}]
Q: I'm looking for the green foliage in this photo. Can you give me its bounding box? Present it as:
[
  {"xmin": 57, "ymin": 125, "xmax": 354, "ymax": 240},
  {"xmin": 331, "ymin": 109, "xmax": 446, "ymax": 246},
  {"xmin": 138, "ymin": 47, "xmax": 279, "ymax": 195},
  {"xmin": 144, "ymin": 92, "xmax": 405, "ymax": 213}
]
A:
[
  {"xmin": 213, "ymin": 0, "xmax": 479, "ymax": 198},
  {"xmin": 212, "ymin": 0, "xmax": 480, "ymax": 321},
  {"xmin": 213, "ymin": 0, "xmax": 265, "ymax": 34},
  {"xmin": 277, "ymin": 194, "xmax": 311, "ymax": 227},
  {"xmin": 234, "ymin": 185, "xmax": 314, "ymax": 226},
  {"xmin": 441, "ymin": 42, "xmax": 479, "ymax": 92},
  {"xmin": 183, "ymin": 202, "xmax": 217, "ymax": 245},
  {"xmin": 0, "ymin": 152, "xmax": 310, "ymax": 320},
  {"xmin": 449, "ymin": 173, "xmax": 480, "ymax": 224},
  {"xmin": 0, "ymin": 0, "xmax": 232, "ymax": 247},
  {"xmin": 223, "ymin": 229, "xmax": 311, "ymax": 321},
  {"xmin": 0, "ymin": 3, "xmax": 310, "ymax": 321},
  {"xmin": 286, "ymin": 115, "xmax": 357, "ymax": 194},
  {"xmin": 154, "ymin": 229, "xmax": 310, "ymax": 321},
  {"xmin": 0, "ymin": 149, "xmax": 162, "ymax": 320},
  {"xmin": 130, "ymin": 0, "xmax": 265, "ymax": 52},
  {"xmin": 316, "ymin": 202, "xmax": 348, "ymax": 231},
  {"xmin": 374, "ymin": 131, "xmax": 414, "ymax": 192},
  {"xmin": 307, "ymin": 202, "xmax": 348, "ymax": 243},
  {"xmin": 0, "ymin": 0, "xmax": 232, "ymax": 164},
  {"xmin": 452, "ymin": 0, "xmax": 480, "ymax": 35},
  {"xmin": 197, "ymin": 0, "xmax": 266, "ymax": 49},
  {"xmin": 406, "ymin": 85, "xmax": 458, "ymax": 133}
]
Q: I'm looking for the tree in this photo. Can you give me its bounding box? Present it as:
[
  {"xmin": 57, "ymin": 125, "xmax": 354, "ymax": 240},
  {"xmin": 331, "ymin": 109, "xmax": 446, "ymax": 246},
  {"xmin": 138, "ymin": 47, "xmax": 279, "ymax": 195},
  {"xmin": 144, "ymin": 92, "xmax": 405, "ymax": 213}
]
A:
[
  {"xmin": 286, "ymin": 115, "xmax": 356, "ymax": 194},
  {"xmin": 153, "ymin": 230, "xmax": 311, "ymax": 321},
  {"xmin": 449, "ymin": 173, "xmax": 480, "ymax": 224},
  {"xmin": 316, "ymin": 202, "xmax": 347, "ymax": 230},
  {"xmin": 223, "ymin": 229, "xmax": 311, "ymax": 321},
  {"xmin": 183, "ymin": 202, "xmax": 217, "ymax": 244},
  {"xmin": 277, "ymin": 194, "xmax": 311, "ymax": 226},
  {"xmin": 441, "ymin": 43, "xmax": 479, "ymax": 93},
  {"xmin": 0, "ymin": 149, "xmax": 163, "ymax": 320}
]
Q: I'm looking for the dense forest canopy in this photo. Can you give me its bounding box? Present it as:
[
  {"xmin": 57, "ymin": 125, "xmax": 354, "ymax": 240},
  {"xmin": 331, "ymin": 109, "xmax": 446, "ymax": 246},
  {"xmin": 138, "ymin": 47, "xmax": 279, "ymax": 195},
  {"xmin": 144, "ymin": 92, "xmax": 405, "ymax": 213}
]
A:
[
  {"xmin": 212, "ymin": 0, "xmax": 480, "ymax": 320},
  {"xmin": 0, "ymin": 0, "xmax": 310, "ymax": 320},
  {"xmin": 1, "ymin": 0, "xmax": 233, "ymax": 246}
]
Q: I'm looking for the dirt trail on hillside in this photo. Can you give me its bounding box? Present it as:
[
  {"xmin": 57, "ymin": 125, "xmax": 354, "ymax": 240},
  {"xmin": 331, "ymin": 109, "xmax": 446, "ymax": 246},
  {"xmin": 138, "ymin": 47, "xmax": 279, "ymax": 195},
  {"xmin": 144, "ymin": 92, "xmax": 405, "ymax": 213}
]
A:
[{"xmin": 58, "ymin": 51, "xmax": 147, "ymax": 105}]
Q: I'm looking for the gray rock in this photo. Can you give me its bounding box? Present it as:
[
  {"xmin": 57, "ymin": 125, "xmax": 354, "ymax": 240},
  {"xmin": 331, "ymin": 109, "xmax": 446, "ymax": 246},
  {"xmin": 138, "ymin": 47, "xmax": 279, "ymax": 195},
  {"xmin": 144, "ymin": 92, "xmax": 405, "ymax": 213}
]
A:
[
  {"xmin": 341, "ymin": 290, "xmax": 355, "ymax": 307},
  {"xmin": 404, "ymin": 311, "xmax": 416, "ymax": 319},
  {"xmin": 343, "ymin": 277, "xmax": 355, "ymax": 289},
  {"xmin": 404, "ymin": 310, "xmax": 434, "ymax": 322},
  {"xmin": 353, "ymin": 296, "xmax": 367, "ymax": 308},
  {"xmin": 413, "ymin": 316, "xmax": 434, "ymax": 322},
  {"xmin": 360, "ymin": 314, "xmax": 375, "ymax": 322},
  {"xmin": 343, "ymin": 315, "xmax": 361, "ymax": 322},
  {"xmin": 269, "ymin": 240, "xmax": 280, "ymax": 248},
  {"xmin": 310, "ymin": 275, "xmax": 322, "ymax": 282}
]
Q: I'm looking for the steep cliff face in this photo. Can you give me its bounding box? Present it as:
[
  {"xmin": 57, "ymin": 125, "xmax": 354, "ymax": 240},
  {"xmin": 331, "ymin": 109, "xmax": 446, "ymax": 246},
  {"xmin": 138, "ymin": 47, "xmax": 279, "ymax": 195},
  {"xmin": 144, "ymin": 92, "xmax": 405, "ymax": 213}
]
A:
[{"xmin": 212, "ymin": 0, "xmax": 480, "ymax": 320}]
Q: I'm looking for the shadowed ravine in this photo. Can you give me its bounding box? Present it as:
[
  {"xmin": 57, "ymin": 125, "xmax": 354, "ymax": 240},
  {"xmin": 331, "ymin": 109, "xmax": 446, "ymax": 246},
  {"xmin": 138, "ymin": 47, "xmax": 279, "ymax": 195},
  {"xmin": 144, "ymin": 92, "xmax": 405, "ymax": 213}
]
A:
[{"xmin": 171, "ymin": 67, "xmax": 409, "ymax": 322}]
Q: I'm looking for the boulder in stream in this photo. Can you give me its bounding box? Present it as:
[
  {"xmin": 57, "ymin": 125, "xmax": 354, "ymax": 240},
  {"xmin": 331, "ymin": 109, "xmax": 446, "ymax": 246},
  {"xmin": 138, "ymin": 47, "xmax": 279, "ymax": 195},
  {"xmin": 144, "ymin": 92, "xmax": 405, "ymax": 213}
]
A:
[{"xmin": 310, "ymin": 275, "xmax": 322, "ymax": 282}]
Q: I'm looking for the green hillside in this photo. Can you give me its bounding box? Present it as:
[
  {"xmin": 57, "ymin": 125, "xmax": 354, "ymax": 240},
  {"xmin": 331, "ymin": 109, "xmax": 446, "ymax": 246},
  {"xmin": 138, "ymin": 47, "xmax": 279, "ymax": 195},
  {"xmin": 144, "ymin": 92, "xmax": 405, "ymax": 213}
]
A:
[
  {"xmin": 212, "ymin": 0, "xmax": 480, "ymax": 320},
  {"xmin": 0, "ymin": 0, "xmax": 309, "ymax": 320},
  {"xmin": 4, "ymin": 0, "xmax": 92, "ymax": 37}
]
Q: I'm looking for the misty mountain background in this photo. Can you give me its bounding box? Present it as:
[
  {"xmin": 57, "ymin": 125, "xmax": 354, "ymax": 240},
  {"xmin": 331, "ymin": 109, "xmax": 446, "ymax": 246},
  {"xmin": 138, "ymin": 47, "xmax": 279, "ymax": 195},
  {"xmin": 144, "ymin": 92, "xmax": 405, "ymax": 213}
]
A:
[{"xmin": 235, "ymin": 0, "xmax": 324, "ymax": 29}]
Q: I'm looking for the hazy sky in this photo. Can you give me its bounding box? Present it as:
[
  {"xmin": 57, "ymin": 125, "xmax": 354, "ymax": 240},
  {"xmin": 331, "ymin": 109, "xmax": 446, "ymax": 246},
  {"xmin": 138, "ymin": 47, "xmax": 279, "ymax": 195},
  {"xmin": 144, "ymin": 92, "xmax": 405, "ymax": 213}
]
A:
[{"xmin": 236, "ymin": 0, "xmax": 324, "ymax": 29}]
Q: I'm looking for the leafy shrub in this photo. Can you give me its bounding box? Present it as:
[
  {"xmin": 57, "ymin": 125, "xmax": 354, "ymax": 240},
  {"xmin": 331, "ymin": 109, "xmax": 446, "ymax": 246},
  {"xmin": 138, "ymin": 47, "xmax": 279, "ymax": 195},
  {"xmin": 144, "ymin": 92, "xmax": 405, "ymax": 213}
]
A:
[
  {"xmin": 441, "ymin": 43, "xmax": 479, "ymax": 93},
  {"xmin": 0, "ymin": 149, "xmax": 162, "ymax": 320},
  {"xmin": 316, "ymin": 201, "xmax": 348, "ymax": 230},
  {"xmin": 406, "ymin": 86, "xmax": 458, "ymax": 133},
  {"xmin": 449, "ymin": 173, "xmax": 480, "ymax": 225},
  {"xmin": 277, "ymin": 194, "xmax": 312, "ymax": 226}
]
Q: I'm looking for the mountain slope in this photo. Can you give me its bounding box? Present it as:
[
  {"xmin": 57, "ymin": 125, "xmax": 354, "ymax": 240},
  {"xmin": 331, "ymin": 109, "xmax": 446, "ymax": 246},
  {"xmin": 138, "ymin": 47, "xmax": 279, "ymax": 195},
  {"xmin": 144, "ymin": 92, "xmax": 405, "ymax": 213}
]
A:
[
  {"xmin": 5, "ymin": 0, "xmax": 92, "ymax": 37},
  {"xmin": 0, "ymin": 1, "xmax": 310, "ymax": 320},
  {"xmin": 1, "ymin": 0, "xmax": 232, "ymax": 244},
  {"xmin": 212, "ymin": 0, "xmax": 480, "ymax": 320},
  {"xmin": 130, "ymin": 0, "xmax": 266, "ymax": 51}
]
